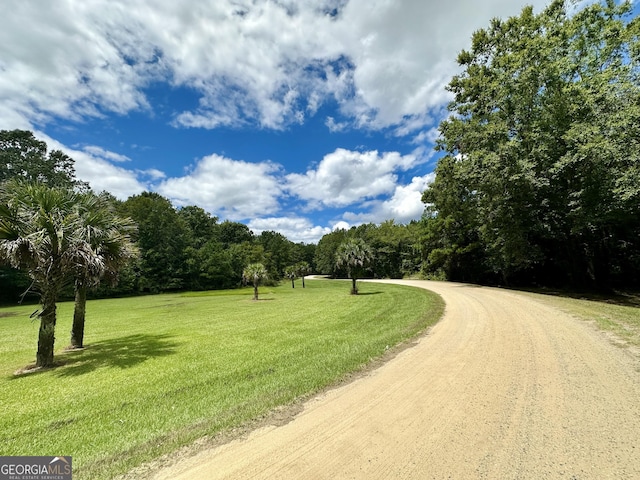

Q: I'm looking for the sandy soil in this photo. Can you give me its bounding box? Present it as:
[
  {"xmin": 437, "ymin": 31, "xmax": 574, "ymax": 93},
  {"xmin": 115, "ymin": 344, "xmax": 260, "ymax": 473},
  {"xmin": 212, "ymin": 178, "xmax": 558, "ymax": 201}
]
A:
[{"xmin": 150, "ymin": 280, "xmax": 640, "ymax": 479}]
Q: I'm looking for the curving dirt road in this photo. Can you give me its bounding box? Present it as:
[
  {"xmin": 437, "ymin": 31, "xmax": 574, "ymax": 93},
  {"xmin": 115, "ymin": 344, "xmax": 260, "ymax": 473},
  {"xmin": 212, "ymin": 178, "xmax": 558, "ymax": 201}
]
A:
[{"xmin": 152, "ymin": 280, "xmax": 640, "ymax": 479}]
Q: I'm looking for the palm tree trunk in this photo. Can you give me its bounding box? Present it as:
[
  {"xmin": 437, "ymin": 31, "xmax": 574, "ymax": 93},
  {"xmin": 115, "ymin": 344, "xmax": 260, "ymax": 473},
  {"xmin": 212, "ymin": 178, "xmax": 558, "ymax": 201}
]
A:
[
  {"xmin": 291, "ymin": 278, "xmax": 295, "ymax": 288},
  {"xmin": 301, "ymin": 275, "xmax": 305, "ymax": 288},
  {"xmin": 70, "ymin": 283, "xmax": 87, "ymax": 348},
  {"xmin": 36, "ymin": 291, "xmax": 57, "ymax": 368},
  {"xmin": 351, "ymin": 277, "xmax": 358, "ymax": 295},
  {"xmin": 253, "ymin": 283, "xmax": 259, "ymax": 300}
]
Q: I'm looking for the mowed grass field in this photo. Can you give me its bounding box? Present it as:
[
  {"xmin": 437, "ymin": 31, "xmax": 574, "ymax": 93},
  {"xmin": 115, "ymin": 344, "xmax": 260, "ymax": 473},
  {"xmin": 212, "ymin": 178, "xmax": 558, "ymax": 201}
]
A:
[{"xmin": 0, "ymin": 279, "xmax": 443, "ymax": 479}]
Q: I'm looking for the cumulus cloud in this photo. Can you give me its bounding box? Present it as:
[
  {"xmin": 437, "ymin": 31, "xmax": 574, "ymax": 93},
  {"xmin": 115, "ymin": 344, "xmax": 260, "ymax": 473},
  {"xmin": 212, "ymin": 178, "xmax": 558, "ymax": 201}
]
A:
[
  {"xmin": 248, "ymin": 217, "xmax": 331, "ymax": 244},
  {"xmin": 332, "ymin": 0, "xmax": 550, "ymax": 131},
  {"xmin": 286, "ymin": 148, "xmax": 419, "ymax": 208},
  {"xmin": 34, "ymin": 133, "xmax": 147, "ymax": 199},
  {"xmin": 0, "ymin": 2, "xmax": 154, "ymax": 125},
  {"xmin": 332, "ymin": 220, "xmax": 351, "ymax": 231},
  {"xmin": 0, "ymin": 0, "xmax": 549, "ymax": 134},
  {"xmin": 342, "ymin": 174, "xmax": 435, "ymax": 225},
  {"xmin": 156, "ymin": 154, "xmax": 283, "ymax": 220}
]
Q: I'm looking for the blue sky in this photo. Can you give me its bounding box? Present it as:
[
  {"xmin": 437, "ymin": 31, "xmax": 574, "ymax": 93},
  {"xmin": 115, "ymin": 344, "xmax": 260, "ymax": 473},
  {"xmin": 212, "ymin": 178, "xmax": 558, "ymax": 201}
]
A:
[{"xmin": 1, "ymin": 0, "xmax": 636, "ymax": 243}]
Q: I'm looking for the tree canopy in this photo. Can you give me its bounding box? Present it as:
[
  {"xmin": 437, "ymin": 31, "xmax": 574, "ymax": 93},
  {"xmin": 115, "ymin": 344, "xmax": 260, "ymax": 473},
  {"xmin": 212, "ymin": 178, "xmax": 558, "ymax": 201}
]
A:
[
  {"xmin": 0, "ymin": 129, "xmax": 86, "ymax": 190},
  {"xmin": 422, "ymin": 0, "xmax": 640, "ymax": 289}
]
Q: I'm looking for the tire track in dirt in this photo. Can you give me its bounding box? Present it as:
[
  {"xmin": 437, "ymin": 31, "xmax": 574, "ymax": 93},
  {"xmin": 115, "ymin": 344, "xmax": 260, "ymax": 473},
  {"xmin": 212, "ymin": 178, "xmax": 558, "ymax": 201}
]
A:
[{"xmin": 151, "ymin": 280, "xmax": 640, "ymax": 479}]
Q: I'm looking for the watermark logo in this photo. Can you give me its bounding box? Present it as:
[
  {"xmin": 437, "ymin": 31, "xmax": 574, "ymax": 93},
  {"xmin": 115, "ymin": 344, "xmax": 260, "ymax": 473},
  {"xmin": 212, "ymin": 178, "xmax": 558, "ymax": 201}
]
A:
[{"xmin": 0, "ymin": 456, "xmax": 72, "ymax": 480}]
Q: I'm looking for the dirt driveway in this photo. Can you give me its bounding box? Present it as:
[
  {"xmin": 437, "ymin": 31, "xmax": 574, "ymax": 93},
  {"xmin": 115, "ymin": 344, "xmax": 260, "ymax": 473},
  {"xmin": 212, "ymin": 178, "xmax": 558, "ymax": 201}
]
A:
[{"xmin": 151, "ymin": 280, "xmax": 640, "ymax": 479}]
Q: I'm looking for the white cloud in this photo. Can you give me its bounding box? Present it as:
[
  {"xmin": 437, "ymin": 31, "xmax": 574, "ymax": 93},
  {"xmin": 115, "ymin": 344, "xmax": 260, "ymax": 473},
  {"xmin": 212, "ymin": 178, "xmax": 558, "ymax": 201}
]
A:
[
  {"xmin": 332, "ymin": 0, "xmax": 549, "ymax": 131},
  {"xmin": 0, "ymin": 0, "xmax": 549, "ymax": 133},
  {"xmin": 332, "ymin": 220, "xmax": 351, "ymax": 231},
  {"xmin": 325, "ymin": 116, "xmax": 349, "ymax": 133},
  {"xmin": 36, "ymin": 133, "xmax": 147, "ymax": 199},
  {"xmin": 156, "ymin": 154, "xmax": 283, "ymax": 220},
  {"xmin": 138, "ymin": 168, "xmax": 166, "ymax": 181},
  {"xmin": 82, "ymin": 145, "xmax": 131, "ymax": 162},
  {"xmin": 0, "ymin": 1, "xmax": 153, "ymax": 125},
  {"xmin": 286, "ymin": 148, "xmax": 419, "ymax": 208},
  {"xmin": 248, "ymin": 217, "xmax": 331, "ymax": 244},
  {"xmin": 343, "ymin": 174, "xmax": 435, "ymax": 225}
]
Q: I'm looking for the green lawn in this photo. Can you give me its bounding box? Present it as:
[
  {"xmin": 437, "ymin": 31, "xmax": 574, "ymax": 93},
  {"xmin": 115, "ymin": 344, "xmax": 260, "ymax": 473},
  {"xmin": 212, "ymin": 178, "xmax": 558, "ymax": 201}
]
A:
[{"xmin": 0, "ymin": 279, "xmax": 443, "ymax": 479}]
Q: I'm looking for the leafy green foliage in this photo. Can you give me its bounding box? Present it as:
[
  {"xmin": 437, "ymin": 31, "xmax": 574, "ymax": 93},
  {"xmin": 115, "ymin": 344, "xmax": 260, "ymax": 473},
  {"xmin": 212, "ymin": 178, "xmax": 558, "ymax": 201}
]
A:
[
  {"xmin": 70, "ymin": 192, "xmax": 137, "ymax": 348},
  {"xmin": 0, "ymin": 181, "xmax": 115, "ymax": 366},
  {"xmin": 0, "ymin": 129, "xmax": 86, "ymax": 190},
  {"xmin": 242, "ymin": 262, "xmax": 268, "ymax": 300},
  {"xmin": 120, "ymin": 192, "xmax": 188, "ymax": 292},
  {"xmin": 315, "ymin": 222, "xmax": 424, "ymax": 280},
  {"xmin": 336, "ymin": 238, "xmax": 375, "ymax": 294},
  {"xmin": 424, "ymin": 0, "xmax": 640, "ymax": 289}
]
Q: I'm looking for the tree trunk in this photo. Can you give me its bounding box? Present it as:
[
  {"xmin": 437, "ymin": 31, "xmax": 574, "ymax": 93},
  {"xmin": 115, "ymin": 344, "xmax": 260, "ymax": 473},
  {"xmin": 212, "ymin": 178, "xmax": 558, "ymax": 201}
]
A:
[
  {"xmin": 36, "ymin": 291, "xmax": 57, "ymax": 368},
  {"xmin": 351, "ymin": 277, "xmax": 358, "ymax": 295},
  {"xmin": 291, "ymin": 278, "xmax": 295, "ymax": 288},
  {"xmin": 70, "ymin": 283, "xmax": 87, "ymax": 348},
  {"xmin": 253, "ymin": 284, "xmax": 259, "ymax": 301},
  {"xmin": 301, "ymin": 275, "xmax": 305, "ymax": 288}
]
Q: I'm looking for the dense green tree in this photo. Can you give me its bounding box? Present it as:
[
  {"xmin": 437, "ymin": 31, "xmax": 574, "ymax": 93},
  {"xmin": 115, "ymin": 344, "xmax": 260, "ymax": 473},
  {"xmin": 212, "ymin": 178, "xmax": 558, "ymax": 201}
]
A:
[
  {"xmin": 0, "ymin": 130, "xmax": 86, "ymax": 190},
  {"xmin": 316, "ymin": 223, "xmax": 423, "ymax": 280},
  {"xmin": 335, "ymin": 238, "xmax": 374, "ymax": 295},
  {"xmin": 177, "ymin": 206, "xmax": 222, "ymax": 290},
  {"xmin": 291, "ymin": 242, "xmax": 316, "ymax": 270},
  {"xmin": 218, "ymin": 221, "xmax": 254, "ymax": 247},
  {"xmin": 257, "ymin": 230, "xmax": 291, "ymax": 280},
  {"xmin": 425, "ymin": 0, "xmax": 640, "ymax": 288},
  {"xmin": 315, "ymin": 229, "xmax": 349, "ymax": 276},
  {"xmin": 120, "ymin": 192, "xmax": 187, "ymax": 292},
  {"xmin": 178, "ymin": 205, "xmax": 218, "ymax": 249},
  {"xmin": 70, "ymin": 192, "xmax": 137, "ymax": 349},
  {"xmin": 0, "ymin": 182, "xmax": 101, "ymax": 367},
  {"xmin": 242, "ymin": 262, "xmax": 268, "ymax": 300},
  {"xmin": 185, "ymin": 240, "xmax": 236, "ymax": 289}
]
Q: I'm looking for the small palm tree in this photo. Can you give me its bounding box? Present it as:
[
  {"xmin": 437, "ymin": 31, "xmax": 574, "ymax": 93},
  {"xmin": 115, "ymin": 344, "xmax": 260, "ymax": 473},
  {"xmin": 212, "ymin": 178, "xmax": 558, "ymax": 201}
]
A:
[
  {"xmin": 335, "ymin": 238, "xmax": 374, "ymax": 295},
  {"xmin": 0, "ymin": 181, "xmax": 102, "ymax": 368},
  {"xmin": 243, "ymin": 262, "xmax": 268, "ymax": 300},
  {"xmin": 70, "ymin": 192, "xmax": 137, "ymax": 349},
  {"xmin": 296, "ymin": 261, "xmax": 311, "ymax": 288},
  {"xmin": 284, "ymin": 265, "xmax": 297, "ymax": 288}
]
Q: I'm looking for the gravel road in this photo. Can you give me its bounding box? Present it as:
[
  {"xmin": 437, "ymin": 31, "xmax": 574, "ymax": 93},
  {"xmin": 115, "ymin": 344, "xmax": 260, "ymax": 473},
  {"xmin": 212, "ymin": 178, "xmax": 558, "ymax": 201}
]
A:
[{"xmin": 151, "ymin": 280, "xmax": 640, "ymax": 479}]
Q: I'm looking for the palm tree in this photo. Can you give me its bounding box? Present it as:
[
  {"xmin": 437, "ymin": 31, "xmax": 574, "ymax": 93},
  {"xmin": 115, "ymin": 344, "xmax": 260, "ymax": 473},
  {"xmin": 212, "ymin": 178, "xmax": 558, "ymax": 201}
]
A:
[
  {"xmin": 0, "ymin": 181, "xmax": 101, "ymax": 368},
  {"xmin": 296, "ymin": 261, "xmax": 311, "ymax": 288},
  {"xmin": 243, "ymin": 263, "xmax": 268, "ymax": 300},
  {"xmin": 70, "ymin": 192, "xmax": 137, "ymax": 349},
  {"xmin": 284, "ymin": 265, "xmax": 297, "ymax": 288},
  {"xmin": 335, "ymin": 238, "xmax": 374, "ymax": 295}
]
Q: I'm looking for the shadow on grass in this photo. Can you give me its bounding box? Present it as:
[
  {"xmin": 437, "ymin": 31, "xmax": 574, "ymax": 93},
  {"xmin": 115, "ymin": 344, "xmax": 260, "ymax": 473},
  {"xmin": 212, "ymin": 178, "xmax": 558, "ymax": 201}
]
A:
[
  {"xmin": 355, "ymin": 291, "xmax": 383, "ymax": 296},
  {"xmin": 52, "ymin": 333, "xmax": 180, "ymax": 377}
]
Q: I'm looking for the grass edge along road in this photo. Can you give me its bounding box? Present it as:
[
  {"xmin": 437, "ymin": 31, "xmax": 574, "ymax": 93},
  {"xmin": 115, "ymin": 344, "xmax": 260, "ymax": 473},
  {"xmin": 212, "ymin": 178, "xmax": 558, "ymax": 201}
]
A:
[
  {"xmin": 523, "ymin": 290, "xmax": 640, "ymax": 356},
  {"xmin": 0, "ymin": 279, "xmax": 443, "ymax": 480}
]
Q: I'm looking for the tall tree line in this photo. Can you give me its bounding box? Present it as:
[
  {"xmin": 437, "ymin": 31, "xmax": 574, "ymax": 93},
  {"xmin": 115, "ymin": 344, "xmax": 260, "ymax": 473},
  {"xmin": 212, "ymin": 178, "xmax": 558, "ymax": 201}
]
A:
[
  {"xmin": 314, "ymin": 220, "xmax": 424, "ymax": 279},
  {"xmin": 422, "ymin": 0, "xmax": 640, "ymax": 290},
  {"xmin": 0, "ymin": 131, "xmax": 317, "ymax": 304},
  {"xmin": 103, "ymin": 192, "xmax": 317, "ymax": 296}
]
